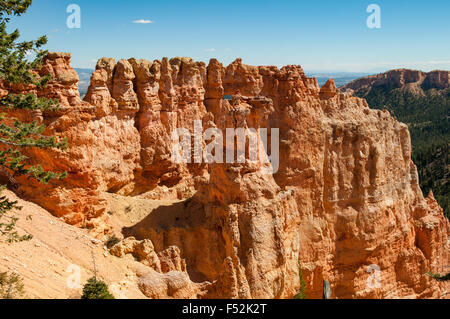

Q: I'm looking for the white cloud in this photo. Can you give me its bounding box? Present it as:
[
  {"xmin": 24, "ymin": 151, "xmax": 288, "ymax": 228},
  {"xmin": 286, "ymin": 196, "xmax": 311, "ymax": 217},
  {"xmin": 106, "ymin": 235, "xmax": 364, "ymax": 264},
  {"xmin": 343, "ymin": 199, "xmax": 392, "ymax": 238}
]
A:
[
  {"xmin": 204, "ymin": 48, "xmax": 216, "ymax": 52},
  {"xmin": 133, "ymin": 19, "xmax": 155, "ymax": 24}
]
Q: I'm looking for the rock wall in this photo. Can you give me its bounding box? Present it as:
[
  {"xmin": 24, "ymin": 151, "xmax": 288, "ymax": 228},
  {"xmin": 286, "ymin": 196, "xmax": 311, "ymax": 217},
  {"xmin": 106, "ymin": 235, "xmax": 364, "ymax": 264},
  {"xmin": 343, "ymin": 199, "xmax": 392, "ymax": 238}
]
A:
[{"xmin": 3, "ymin": 52, "xmax": 449, "ymax": 298}]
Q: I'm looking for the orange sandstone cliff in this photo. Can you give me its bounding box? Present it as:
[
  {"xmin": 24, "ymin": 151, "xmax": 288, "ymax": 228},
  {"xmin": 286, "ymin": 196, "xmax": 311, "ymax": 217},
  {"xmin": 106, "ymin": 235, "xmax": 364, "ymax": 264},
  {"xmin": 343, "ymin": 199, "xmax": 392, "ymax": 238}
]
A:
[{"xmin": 1, "ymin": 52, "xmax": 449, "ymax": 299}]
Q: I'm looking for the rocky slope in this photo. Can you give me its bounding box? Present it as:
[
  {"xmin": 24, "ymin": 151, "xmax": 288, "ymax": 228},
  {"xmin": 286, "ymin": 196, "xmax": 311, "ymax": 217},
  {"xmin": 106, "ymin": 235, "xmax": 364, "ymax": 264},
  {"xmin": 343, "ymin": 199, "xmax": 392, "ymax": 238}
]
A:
[
  {"xmin": 0, "ymin": 190, "xmax": 147, "ymax": 299},
  {"xmin": 0, "ymin": 53, "xmax": 449, "ymax": 299}
]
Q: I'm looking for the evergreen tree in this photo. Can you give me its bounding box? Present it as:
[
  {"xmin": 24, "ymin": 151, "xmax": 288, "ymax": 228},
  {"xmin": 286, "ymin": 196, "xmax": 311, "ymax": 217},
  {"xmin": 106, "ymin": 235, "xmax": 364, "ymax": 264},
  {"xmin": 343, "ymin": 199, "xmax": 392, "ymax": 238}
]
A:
[
  {"xmin": 81, "ymin": 277, "xmax": 115, "ymax": 300},
  {"xmin": 0, "ymin": 0, "xmax": 67, "ymax": 242}
]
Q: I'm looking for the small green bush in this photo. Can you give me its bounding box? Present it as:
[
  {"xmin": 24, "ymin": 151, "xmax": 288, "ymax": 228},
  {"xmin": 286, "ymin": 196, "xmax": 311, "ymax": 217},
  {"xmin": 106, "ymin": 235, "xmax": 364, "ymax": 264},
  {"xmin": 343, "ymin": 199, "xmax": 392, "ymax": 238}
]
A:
[
  {"xmin": 105, "ymin": 235, "xmax": 120, "ymax": 249},
  {"xmin": 81, "ymin": 277, "xmax": 115, "ymax": 299},
  {"xmin": 293, "ymin": 262, "xmax": 307, "ymax": 299}
]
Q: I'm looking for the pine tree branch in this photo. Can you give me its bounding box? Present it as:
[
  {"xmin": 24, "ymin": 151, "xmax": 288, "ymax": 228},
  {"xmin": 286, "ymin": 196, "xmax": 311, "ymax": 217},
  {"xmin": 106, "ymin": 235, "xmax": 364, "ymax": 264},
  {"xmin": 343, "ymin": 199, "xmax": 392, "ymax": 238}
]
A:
[{"xmin": 0, "ymin": 138, "xmax": 40, "ymax": 147}]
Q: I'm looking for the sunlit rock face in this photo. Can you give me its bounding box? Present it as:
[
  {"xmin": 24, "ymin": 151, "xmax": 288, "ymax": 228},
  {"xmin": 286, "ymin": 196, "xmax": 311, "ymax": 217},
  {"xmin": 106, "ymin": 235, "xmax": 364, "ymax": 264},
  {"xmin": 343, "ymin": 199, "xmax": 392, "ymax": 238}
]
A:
[{"xmin": 4, "ymin": 52, "xmax": 448, "ymax": 299}]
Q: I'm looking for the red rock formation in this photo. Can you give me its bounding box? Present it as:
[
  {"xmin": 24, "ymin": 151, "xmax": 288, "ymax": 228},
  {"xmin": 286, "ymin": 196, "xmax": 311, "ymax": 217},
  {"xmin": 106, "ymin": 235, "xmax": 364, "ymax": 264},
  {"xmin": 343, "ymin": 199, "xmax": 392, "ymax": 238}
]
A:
[
  {"xmin": 3, "ymin": 52, "xmax": 449, "ymax": 299},
  {"xmin": 342, "ymin": 69, "xmax": 450, "ymax": 93},
  {"xmin": 319, "ymin": 79, "xmax": 338, "ymax": 99}
]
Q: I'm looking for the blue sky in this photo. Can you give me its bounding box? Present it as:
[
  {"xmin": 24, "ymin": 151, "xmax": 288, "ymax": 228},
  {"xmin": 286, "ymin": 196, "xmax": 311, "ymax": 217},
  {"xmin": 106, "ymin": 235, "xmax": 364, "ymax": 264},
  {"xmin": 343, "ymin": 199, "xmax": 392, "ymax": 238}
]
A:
[{"xmin": 8, "ymin": 0, "xmax": 450, "ymax": 72}]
